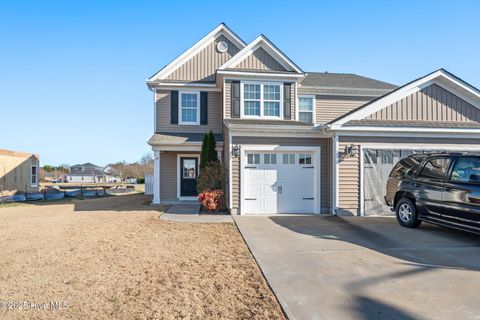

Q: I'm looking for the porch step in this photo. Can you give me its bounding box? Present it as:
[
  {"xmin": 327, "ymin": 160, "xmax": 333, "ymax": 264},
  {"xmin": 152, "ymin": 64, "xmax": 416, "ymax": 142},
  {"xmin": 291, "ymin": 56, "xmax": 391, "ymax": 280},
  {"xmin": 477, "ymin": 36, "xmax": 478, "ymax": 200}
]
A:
[{"xmin": 165, "ymin": 203, "xmax": 201, "ymax": 215}]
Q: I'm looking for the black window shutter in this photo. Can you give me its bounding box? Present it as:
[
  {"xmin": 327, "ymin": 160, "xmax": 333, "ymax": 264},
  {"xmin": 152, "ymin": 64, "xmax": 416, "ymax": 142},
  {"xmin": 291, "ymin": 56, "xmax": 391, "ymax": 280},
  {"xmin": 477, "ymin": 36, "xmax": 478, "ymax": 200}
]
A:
[
  {"xmin": 231, "ymin": 81, "xmax": 240, "ymax": 118},
  {"xmin": 200, "ymin": 92, "xmax": 208, "ymax": 125},
  {"xmin": 171, "ymin": 90, "xmax": 178, "ymax": 124},
  {"xmin": 283, "ymin": 83, "xmax": 292, "ymax": 120}
]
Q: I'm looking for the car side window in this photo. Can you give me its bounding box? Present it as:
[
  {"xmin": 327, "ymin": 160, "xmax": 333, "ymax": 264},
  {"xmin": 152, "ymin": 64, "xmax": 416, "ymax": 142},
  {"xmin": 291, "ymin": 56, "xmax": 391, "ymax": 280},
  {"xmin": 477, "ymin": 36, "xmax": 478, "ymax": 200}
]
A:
[
  {"xmin": 391, "ymin": 162, "xmax": 408, "ymax": 178},
  {"xmin": 450, "ymin": 157, "xmax": 480, "ymax": 183},
  {"xmin": 419, "ymin": 158, "xmax": 451, "ymax": 181}
]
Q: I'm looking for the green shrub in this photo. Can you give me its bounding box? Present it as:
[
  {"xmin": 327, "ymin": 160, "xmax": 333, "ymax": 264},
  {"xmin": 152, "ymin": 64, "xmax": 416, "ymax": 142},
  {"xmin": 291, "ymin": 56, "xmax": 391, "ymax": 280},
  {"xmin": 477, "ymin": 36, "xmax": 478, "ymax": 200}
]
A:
[
  {"xmin": 200, "ymin": 130, "xmax": 218, "ymax": 169},
  {"xmin": 197, "ymin": 161, "xmax": 224, "ymax": 193}
]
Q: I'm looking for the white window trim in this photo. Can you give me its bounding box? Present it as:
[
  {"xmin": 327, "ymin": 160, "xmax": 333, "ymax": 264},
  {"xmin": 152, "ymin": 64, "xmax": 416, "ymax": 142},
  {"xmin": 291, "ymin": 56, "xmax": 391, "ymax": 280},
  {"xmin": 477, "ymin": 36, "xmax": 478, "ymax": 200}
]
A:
[
  {"xmin": 240, "ymin": 81, "xmax": 283, "ymax": 119},
  {"xmin": 296, "ymin": 94, "xmax": 316, "ymax": 123},
  {"xmin": 30, "ymin": 159, "xmax": 38, "ymax": 187},
  {"xmin": 178, "ymin": 90, "xmax": 200, "ymax": 125}
]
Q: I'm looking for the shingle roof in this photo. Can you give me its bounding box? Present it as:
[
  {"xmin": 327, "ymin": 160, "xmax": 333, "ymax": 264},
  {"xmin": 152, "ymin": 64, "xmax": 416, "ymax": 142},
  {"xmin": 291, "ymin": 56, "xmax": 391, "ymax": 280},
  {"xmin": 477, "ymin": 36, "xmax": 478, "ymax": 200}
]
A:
[
  {"xmin": 301, "ymin": 72, "xmax": 397, "ymax": 90},
  {"xmin": 72, "ymin": 163, "xmax": 100, "ymax": 168},
  {"xmin": 344, "ymin": 119, "xmax": 480, "ymax": 129},
  {"xmin": 148, "ymin": 132, "xmax": 223, "ymax": 145}
]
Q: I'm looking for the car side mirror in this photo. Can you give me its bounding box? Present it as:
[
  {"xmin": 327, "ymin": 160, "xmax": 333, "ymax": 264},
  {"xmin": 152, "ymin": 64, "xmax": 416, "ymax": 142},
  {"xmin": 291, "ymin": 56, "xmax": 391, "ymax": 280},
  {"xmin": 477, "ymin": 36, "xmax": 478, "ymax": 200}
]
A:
[{"xmin": 468, "ymin": 174, "xmax": 480, "ymax": 184}]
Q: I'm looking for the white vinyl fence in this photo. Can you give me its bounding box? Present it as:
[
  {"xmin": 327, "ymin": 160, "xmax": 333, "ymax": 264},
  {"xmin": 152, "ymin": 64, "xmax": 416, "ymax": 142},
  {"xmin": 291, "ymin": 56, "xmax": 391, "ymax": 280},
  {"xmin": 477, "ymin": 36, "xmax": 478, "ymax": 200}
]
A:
[{"xmin": 144, "ymin": 175, "xmax": 154, "ymax": 195}]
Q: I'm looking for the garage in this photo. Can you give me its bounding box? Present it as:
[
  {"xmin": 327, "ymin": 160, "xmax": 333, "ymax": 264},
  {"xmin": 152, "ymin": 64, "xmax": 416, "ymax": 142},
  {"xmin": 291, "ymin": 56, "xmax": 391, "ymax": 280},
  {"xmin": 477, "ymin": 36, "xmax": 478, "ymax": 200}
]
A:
[
  {"xmin": 241, "ymin": 149, "xmax": 319, "ymax": 214},
  {"xmin": 362, "ymin": 148, "xmax": 447, "ymax": 215}
]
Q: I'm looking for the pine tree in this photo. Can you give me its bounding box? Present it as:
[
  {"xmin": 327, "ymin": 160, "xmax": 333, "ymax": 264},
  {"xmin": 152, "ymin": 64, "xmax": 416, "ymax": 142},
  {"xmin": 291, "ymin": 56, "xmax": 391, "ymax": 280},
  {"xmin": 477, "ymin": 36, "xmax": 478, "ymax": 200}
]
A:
[
  {"xmin": 200, "ymin": 131, "xmax": 219, "ymax": 169},
  {"xmin": 200, "ymin": 133, "xmax": 209, "ymax": 169},
  {"xmin": 207, "ymin": 131, "xmax": 218, "ymax": 163}
]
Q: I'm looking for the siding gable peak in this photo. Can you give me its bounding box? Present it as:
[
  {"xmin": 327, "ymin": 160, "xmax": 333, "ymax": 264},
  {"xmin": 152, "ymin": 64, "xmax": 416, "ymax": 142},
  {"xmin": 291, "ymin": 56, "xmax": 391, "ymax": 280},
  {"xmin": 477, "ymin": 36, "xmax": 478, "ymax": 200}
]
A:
[
  {"xmin": 218, "ymin": 35, "xmax": 303, "ymax": 73},
  {"xmin": 330, "ymin": 69, "xmax": 480, "ymax": 125},
  {"xmin": 147, "ymin": 23, "xmax": 246, "ymax": 83}
]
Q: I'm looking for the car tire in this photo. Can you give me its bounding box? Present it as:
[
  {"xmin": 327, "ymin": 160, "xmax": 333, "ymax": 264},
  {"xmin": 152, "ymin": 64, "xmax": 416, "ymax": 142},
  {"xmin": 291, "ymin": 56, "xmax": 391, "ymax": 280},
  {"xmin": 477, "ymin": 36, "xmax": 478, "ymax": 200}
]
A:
[{"xmin": 395, "ymin": 198, "xmax": 422, "ymax": 228}]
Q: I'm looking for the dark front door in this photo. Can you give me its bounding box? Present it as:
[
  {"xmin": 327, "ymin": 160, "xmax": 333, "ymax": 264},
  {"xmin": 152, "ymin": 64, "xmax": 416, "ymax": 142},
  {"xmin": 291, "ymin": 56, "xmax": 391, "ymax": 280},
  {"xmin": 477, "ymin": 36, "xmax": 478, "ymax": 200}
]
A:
[{"xmin": 180, "ymin": 157, "xmax": 198, "ymax": 197}]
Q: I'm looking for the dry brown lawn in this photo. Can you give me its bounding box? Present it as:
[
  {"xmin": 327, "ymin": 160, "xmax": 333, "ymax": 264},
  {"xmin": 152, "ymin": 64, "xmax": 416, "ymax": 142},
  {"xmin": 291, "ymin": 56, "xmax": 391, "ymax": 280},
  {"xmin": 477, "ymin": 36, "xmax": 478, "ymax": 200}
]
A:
[{"xmin": 0, "ymin": 194, "xmax": 284, "ymax": 320}]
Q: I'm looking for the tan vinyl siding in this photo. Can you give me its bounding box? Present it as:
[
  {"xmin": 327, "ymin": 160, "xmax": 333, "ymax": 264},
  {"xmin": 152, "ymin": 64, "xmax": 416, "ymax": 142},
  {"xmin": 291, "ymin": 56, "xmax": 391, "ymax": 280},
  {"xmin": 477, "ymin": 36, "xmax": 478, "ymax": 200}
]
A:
[
  {"xmin": 231, "ymin": 155, "xmax": 240, "ymax": 209},
  {"xmin": 160, "ymin": 152, "xmax": 178, "ymax": 200},
  {"xmin": 368, "ymin": 83, "xmax": 480, "ymax": 122},
  {"xmin": 315, "ymin": 96, "xmax": 371, "ymax": 124},
  {"xmin": 230, "ymin": 137, "xmax": 332, "ymax": 212},
  {"xmin": 337, "ymin": 142, "xmax": 360, "ymax": 214},
  {"xmin": 224, "ymin": 79, "xmax": 232, "ymax": 118},
  {"xmin": 222, "ymin": 124, "xmax": 230, "ymax": 208},
  {"xmin": 234, "ymin": 47, "xmax": 287, "ymax": 71},
  {"xmin": 156, "ymin": 90, "xmax": 222, "ymax": 133},
  {"xmin": 291, "ymin": 82, "xmax": 296, "ymax": 119},
  {"xmin": 166, "ymin": 35, "xmax": 240, "ymax": 82}
]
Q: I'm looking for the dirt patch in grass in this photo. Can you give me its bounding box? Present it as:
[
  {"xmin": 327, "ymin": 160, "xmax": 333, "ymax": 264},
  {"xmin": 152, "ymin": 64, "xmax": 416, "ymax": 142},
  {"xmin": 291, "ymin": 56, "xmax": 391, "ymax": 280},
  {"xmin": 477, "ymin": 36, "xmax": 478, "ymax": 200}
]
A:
[{"xmin": 0, "ymin": 194, "xmax": 284, "ymax": 320}]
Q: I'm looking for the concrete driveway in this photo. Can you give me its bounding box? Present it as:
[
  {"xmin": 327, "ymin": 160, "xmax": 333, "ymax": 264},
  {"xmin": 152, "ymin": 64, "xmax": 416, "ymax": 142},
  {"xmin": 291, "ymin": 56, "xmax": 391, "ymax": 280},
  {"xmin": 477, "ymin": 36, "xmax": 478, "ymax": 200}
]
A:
[{"xmin": 234, "ymin": 215, "xmax": 480, "ymax": 320}]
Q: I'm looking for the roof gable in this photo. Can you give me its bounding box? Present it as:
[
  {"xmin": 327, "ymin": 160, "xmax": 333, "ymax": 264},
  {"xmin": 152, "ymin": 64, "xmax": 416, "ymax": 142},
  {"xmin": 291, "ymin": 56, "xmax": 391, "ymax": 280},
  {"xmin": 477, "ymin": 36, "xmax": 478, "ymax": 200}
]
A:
[
  {"xmin": 218, "ymin": 35, "xmax": 303, "ymax": 73},
  {"xmin": 331, "ymin": 69, "xmax": 480, "ymax": 125},
  {"xmin": 367, "ymin": 83, "xmax": 480, "ymax": 122},
  {"xmin": 232, "ymin": 47, "xmax": 287, "ymax": 72},
  {"xmin": 165, "ymin": 34, "xmax": 241, "ymax": 82},
  {"xmin": 148, "ymin": 23, "xmax": 246, "ymax": 82}
]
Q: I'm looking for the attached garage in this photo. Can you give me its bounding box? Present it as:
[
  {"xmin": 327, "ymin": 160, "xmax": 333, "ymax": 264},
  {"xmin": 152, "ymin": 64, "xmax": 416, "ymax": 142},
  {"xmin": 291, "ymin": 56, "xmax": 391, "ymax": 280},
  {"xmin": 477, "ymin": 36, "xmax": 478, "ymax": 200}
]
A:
[
  {"xmin": 240, "ymin": 147, "xmax": 321, "ymax": 215},
  {"xmin": 332, "ymin": 69, "xmax": 480, "ymax": 217}
]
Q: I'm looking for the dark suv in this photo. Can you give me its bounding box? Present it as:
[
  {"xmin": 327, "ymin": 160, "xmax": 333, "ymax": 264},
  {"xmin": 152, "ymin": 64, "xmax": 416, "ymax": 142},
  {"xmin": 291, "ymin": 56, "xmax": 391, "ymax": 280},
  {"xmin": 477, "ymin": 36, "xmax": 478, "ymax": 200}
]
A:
[{"xmin": 385, "ymin": 153, "xmax": 480, "ymax": 234}]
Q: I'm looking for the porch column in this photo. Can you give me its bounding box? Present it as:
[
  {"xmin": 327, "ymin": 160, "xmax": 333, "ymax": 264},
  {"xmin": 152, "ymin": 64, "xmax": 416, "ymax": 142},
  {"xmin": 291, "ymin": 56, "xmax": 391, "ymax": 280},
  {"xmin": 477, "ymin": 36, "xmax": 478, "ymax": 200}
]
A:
[{"xmin": 152, "ymin": 150, "xmax": 161, "ymax": 204}]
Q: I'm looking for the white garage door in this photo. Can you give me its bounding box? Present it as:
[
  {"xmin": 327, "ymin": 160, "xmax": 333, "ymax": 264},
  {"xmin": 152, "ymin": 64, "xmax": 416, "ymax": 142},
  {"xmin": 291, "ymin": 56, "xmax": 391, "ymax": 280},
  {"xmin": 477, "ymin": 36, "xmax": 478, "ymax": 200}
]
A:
[{"xmin": 243, "ymin": 152, "xmax": 315, "ymax": 214}]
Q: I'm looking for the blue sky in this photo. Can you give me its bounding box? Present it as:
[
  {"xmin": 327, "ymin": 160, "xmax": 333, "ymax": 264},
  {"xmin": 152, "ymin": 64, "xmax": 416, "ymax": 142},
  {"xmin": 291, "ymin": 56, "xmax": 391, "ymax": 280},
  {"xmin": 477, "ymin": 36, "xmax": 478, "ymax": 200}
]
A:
[{"xmin": 1, "ymin": 0, "xmax": 479, "ymax": 166}]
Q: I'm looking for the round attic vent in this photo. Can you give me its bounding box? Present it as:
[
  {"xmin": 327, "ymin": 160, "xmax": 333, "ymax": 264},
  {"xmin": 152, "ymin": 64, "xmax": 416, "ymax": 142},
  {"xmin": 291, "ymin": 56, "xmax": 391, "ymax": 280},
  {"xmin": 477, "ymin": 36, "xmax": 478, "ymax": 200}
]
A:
[{"xmin": 217, "ymin": 41, "xmax": 228, "ymax": 53}]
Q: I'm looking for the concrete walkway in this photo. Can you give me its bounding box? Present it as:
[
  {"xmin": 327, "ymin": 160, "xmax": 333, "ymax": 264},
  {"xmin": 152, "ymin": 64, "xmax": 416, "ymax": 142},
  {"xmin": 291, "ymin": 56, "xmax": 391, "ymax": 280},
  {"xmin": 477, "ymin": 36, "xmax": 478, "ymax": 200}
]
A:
[
  {"xmin": 161, "ymin": 203, "xmax": 232, "ymax": 223},
  {"xmin": 165, "ymin": 203, "xmax": 201, "ymax": 214},
  {"xmin": 234, "ymin": 214, "xmax": 480, "ymax": 320}
]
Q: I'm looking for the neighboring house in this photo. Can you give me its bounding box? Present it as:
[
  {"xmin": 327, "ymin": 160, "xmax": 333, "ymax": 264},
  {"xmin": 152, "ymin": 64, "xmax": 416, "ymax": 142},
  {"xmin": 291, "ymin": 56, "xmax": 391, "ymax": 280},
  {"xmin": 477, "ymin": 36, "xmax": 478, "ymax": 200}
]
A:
[
  {"xmin": 125, "ymin": 177, "xmax": 138, "ymax": 184},
  {"xmin": 147, "ymin": 23, "xmax": 480, "ymax": 216},
  {"xmin": 0, "ymin": 149, "xmax": 40, "ymax": 193},
  {"xmin": 65, "ymin": 163, "xmax": 120, "ymax": 183}
]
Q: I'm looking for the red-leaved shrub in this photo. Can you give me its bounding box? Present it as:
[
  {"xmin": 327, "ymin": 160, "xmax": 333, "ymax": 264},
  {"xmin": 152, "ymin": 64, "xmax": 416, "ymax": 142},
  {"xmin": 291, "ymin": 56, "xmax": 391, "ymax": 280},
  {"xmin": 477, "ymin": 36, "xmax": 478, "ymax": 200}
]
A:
[{"xmin": 198, "ymin": 189, "xmax": 225, "ymax": 212}]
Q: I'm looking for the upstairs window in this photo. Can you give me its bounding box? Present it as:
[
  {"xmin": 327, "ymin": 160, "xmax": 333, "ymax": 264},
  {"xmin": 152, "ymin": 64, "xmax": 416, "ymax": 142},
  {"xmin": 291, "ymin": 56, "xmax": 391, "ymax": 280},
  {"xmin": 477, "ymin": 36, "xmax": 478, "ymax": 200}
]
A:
[
  {"xmin": 263, "ymin": 85, "xmax": 281, "ymax": 117},
  {"xmin": 242, "ymin": 82, "xmax": 282, "ymax": 118},
  {"xmin": 298, "ymin": 96, "xmax": 314, "ymax": 123},
  {"xmin": 243, "ymin": 84, "xmax": 261, "ymax": 116},
  {"xmin": 179, "ymin": 91, "xmax": 200, "ymax": 125}
]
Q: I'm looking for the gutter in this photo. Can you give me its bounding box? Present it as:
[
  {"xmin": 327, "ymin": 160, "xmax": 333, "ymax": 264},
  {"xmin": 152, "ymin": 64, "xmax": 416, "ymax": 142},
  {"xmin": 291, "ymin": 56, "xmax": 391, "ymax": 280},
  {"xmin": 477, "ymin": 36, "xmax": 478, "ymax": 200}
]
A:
[{"xmin": 223, "ymin": 119, "xmax": 328, "ymax": 132}]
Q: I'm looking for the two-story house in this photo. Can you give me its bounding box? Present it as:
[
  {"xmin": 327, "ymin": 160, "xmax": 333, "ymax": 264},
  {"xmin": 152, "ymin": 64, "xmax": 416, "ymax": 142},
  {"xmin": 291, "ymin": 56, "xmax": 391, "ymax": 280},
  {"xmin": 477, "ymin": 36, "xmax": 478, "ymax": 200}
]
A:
[{"xmin": 147, "ymin": 23, "xmax": 480, "ymax": 216}]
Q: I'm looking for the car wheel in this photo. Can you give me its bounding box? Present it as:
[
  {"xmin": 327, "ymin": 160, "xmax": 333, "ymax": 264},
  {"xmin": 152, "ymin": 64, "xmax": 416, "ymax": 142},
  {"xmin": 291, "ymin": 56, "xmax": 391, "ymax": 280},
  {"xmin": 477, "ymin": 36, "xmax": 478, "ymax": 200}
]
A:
[{"xmin": 395, "ymin": 198, "xmax": 422, "ymax": 228}]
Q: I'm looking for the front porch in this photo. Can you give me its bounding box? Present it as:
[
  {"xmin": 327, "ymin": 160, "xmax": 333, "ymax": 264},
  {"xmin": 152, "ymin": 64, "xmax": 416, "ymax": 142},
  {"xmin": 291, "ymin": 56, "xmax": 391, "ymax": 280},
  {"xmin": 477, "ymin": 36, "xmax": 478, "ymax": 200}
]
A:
[{"xmin": 148, "ymin": 132, "xmax": 223, "ymax": 204}]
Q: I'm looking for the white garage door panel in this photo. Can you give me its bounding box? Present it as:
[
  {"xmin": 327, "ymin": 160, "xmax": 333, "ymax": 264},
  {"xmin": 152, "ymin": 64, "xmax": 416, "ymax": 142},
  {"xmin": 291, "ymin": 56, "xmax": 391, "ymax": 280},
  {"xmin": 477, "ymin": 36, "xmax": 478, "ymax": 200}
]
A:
[{"xmin": 243, "ymin": 152, "xmax": 316, "ymax": 214}]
